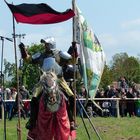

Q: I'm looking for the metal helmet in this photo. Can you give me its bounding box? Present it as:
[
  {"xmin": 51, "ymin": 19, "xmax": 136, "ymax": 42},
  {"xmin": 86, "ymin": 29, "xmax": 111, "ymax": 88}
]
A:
[{"xmin": 40, "ymin": 37, "xmax": 56, "ymax": 50}]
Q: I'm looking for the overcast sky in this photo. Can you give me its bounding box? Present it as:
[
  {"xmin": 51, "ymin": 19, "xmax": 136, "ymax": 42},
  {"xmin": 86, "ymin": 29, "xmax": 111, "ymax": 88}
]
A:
[{"xmin": 0, "ymin": 0, "xmax": 140, "ymax": 68}]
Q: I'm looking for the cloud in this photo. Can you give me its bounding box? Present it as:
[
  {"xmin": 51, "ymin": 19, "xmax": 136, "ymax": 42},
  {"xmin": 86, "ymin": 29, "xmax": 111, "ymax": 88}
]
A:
[
  {"xmin": 99, "ymin": 29, "xmax": 140, "ymax": 63},
  {"xmin": 121, "ymin": 19, "xmax": 140, "ymax": 29},
  {"xmin": 100, "ymin": 33, "xmax": 118, "ymax": 47},
  {"xmin": 120, "ymin": 30, "xmax": 140, "ymax": 42}
]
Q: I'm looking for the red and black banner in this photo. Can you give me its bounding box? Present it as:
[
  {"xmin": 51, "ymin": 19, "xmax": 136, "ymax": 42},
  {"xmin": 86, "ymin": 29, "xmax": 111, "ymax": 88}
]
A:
[{"xmin": 6, "ymin": 2, "xmax": 75, "ymax": 24}]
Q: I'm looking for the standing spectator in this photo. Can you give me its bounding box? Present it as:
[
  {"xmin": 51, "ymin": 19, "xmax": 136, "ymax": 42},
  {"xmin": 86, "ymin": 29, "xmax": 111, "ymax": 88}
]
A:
[
  {"xmin": 107, "ymin": 85, "xmax": 118, "ymax": 116},
  {"xmin": 4, "ymin": 88, "xmax": 12, "ymax": 119},
  {"xmin": 120, "ymin": 88, "xmax": 127, "ymax": 117},
  {"xmin": 95, "ymin": 88, "xmax": 105, "ymax": 105},
  {"xmin": 119, "ymin": 77, "xmax": 128, "ymax": 90},
  {"xmin": 19, "ymin": 85, "xmax": 30, "ymax": 117},
  {"xmin": 95, "ymin": 88, "xmax": 106, "ymax": 116},
  {"xmin": 110, "ymin": 88, "xmax": 120, "ymax": 117},
  {"xmin": 110, "ymin": 95, "xmax": 117, "ymax": 117},
  {"xmin": 8, "ymin": 87, "xmax": 17, "ymax": 119},
  {"xmin": 126, "ymin": 87, "xmax": 135, "ymax": 117},
  {"xmin": 131, "ymin": 84, "xmax": 139, "ymax": 115},
  {"xmin": 11, "ymin": 88, "xmax": 17, "ymax": 100},
  {"xmin": 4, "ymin": 88, "xmax": 11, "ymax": 100},
  {"xmin": 6, "ymin": 93, "xmax": 14, "ymax": 119},
  {"xmin": 132, "ymin": 83, "xmax": 140, "ymax": 97},
  {"xmin": 20, "ymin": 85, "xmax": 30, "ymax": 100},
  {"xmin": 135, "ymin": 93, "xmax": 140, "ymax": 117},
  {"xmin": 107, "ymin": 85, "xmax": 116, "ymax": 98},
  {"xmin": 104, "ymin": 85, "xmax": 111, "ymax": 98},
  {"xmin": 76, "ymin": 85, "xmax": 87, "ymax": 117},
  {"xmin": 9, "ymin": 89, "xmax": 26, "ymax": 120}
]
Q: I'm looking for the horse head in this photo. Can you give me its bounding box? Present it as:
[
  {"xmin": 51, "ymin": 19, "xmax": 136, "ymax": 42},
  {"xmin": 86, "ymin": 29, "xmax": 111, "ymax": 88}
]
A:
[{"xmin": 40, "ymin": 71, "xmax": 62, "ymax": 112}]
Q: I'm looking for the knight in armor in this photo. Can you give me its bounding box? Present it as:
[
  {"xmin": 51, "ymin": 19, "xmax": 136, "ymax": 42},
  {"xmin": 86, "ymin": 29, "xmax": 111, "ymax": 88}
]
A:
[{"xmin": 18, "ymin": 37, "xmax": 76, "ymax": 130}]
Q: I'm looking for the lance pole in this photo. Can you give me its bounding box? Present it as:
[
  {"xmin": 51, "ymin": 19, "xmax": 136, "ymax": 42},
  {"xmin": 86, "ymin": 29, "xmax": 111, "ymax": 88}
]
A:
[
  {"xmin": 0, "ymin": 36, "xmax": 6, "ymax": 140},
  {"xmin": 72, "ymin": 0, "xmax": 77, "ymax": 124},
  {"xmin": 12, "ymin": 14, "xmax": 21, "ymax": 140}
]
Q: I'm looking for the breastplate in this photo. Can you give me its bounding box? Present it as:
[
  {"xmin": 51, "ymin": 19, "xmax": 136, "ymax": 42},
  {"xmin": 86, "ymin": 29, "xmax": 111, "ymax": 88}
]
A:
[{"xmin": 42, "ymin": 57, "xmax": 62, "ymax": 76}]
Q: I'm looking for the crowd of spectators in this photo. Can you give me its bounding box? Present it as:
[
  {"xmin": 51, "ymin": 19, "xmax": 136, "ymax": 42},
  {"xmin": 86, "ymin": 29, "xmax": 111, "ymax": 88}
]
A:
[
  {"xmin": 0, "ymin": 76, "xmax": 140, "ymax": 120},
  {"xmin": 0, "ymin": 85, "xmax": 30, "ymax": 120},
  {"xmin": 75, "ymin": 77, "xmax": 140, "ymax": 118},
  {"xmin": 94, "ymin": 77, "xmax": 140, "ymax": 117}
]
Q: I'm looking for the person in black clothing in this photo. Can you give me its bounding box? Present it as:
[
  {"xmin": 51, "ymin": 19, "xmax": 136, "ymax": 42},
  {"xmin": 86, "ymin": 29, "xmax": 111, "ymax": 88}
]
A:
[
  {"xmin": 20, "ymin": 86, "xmax": 30, "ymax": 100},
  {"xmin": 9, "ymin": 92, "xmax": 26, "ymax": 120},
  {"xmin": 119, "ymin": 77, "xmax": 128, "ymax": 90},
  {"xmin": 126, "ymin": 87, "xmax": 135, "ymax": 117}
]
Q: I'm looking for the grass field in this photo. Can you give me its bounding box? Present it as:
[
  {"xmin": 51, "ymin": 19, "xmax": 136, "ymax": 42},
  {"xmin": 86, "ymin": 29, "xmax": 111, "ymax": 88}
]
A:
[{"xmin": 0, "ymin": 117, "xmax": 140, "ymax": 140}]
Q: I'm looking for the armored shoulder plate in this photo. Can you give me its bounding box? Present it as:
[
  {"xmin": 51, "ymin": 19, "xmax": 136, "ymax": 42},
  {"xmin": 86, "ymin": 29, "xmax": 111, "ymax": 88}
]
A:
[{"xmin": 59, "ymin": 51, "xmax": 72, "ymax": 60}]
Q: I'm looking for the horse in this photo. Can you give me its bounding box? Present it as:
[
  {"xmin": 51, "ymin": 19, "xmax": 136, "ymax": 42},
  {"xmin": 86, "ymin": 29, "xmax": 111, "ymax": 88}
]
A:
[{"xmin": 27, "ymin": 72, "xmax": 73, "ymax": 140}]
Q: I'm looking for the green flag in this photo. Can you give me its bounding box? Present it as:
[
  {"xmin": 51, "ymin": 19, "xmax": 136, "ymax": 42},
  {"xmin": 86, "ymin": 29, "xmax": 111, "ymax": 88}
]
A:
[{"xmin": 76, "ymin": 7, "xmax": 106, "ymax": 98}]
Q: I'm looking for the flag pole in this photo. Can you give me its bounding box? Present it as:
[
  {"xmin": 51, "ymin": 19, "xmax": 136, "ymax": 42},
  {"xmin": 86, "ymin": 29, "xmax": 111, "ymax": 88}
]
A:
[
  {"xmin": 12, "ymin": 13, "xmax": 22, "ymax": 140},
  {"xmin": 72, "ymin": 0, "xmax": 77, "ymax": 125},
  {"xmin": 72, "ymin": 0, "xmax": 76, "ymax": 42}
]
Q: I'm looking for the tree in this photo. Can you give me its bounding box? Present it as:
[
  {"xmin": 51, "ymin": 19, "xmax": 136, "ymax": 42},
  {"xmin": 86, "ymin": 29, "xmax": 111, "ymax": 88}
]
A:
[
  {"xmin": 110, "ymin": 53, "xmax": 140, "ymax": 85},
  {"xmin": 3, "ymin": 43, "xmax": 43, "ymax": 90},
  {"xmin": 110, "ymin": 52, "xmax": 129, "ymax": 81},
  {"xmin": 123, "ymin": 56, "xmax": 140, "ymax": 83},
  {"xmin": 99, "ymin": 64, "xmax": 113, "ymax": 89},
  {"xmin": 3, "ymin": 59, "xmax": 16, "ymax": 87}
]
